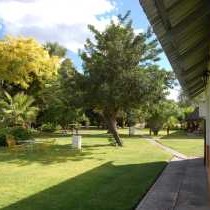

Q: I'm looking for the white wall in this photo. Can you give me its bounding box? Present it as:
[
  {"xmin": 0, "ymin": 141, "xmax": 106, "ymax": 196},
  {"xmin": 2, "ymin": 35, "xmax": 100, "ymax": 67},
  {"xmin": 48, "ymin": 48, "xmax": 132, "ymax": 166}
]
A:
[{"xmin": 199, "ymin": 84, "xmax": 210, "ymax": 147}]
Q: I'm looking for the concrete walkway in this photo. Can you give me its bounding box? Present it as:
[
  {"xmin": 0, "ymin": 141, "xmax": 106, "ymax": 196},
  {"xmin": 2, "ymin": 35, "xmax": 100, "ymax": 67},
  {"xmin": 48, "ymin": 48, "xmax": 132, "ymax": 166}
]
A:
[
  {"xmin": 136, "ymin": 158, "xmax": 209, "ymax": 210},
  {"xmin": 144, "ymin": 137, "xmax": 188, "ymax": 159},
  {"xmin": 136, "ymin": 137, "xmax": 210, "ymax": 210}
]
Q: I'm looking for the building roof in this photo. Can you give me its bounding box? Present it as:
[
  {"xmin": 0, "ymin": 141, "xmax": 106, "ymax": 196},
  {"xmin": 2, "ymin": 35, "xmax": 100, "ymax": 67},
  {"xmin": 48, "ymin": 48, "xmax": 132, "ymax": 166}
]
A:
[
  {"xmin": 185, "ymin": 107, "xmax": 202, "ymax": 121},
  {"xmin": 140, "ymin": 0, "xmax": 210, "ymax": 97}
]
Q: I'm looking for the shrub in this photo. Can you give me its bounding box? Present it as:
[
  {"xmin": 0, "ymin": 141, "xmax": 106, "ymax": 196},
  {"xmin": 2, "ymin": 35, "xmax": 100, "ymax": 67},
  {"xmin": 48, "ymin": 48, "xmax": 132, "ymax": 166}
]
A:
[
  {"xmin": 0, "ymin": 127, "xmax": 32, "ymax": 147},
  {"xmin": 56, "ymin": 125, "xmax": 62, "ymax": 131},
  {"xmin": 0, "ymin": 128, "xmax": 10, "ymax": 147},
  {"xmin": 10, "ymin": 127, "xmax": 32, "ymax": 141},
  {"xmin": 41, "ymin": 123, "xmax": 56, "ymax": 132}
]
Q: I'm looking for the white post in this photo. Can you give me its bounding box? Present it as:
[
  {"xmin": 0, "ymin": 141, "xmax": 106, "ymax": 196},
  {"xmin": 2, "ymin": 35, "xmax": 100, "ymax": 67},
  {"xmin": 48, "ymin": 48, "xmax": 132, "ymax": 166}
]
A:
[
  {"xmin": 72, "ymin": 135, "xmax": 82, "ymax": 150},
  {"xmin": 129, "ymin": 126, "xmax": 135, "ymax": 135}
]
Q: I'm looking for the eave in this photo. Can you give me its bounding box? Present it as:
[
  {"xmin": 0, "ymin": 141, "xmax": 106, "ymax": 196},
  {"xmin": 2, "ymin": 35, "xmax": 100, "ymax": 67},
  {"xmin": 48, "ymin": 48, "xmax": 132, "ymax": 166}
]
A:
[{"xmin": 140, "ymin": 0, "xmax": 210, "ymax": 97}]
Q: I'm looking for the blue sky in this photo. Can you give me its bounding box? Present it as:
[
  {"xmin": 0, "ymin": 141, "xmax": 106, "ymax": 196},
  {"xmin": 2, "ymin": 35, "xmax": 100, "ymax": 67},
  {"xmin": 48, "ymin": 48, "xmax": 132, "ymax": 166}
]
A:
[
  {"xmin": 68, "ymin": 0, "xmax": 172, "ymax": 71},
  {"xmin": 0, "ymin": 0, "xmax": 178, "ymax": 99}
]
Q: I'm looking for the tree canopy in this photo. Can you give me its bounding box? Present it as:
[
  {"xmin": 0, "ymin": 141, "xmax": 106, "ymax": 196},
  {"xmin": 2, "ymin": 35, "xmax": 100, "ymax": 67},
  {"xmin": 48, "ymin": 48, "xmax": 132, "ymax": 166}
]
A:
[
  {"xmin": 0, "ymin": 14, "xmax": 179, "ymax": 146},
  {"xmin": 147, "ymin": 100, "xmax": 180, "ymax": 135},
  {"xmin": 79, "ymin": 12, "xmax": 174, "ymax": 146},
  {"xmin": 44, "ymin": 42, "xmax": 67, "ymax": 58},
  {"xmin": 37, "ymin": 56, "xmax": 84, "ymax": 129},
  {"xmin": 0, "ymin": 36, "xmax": 59, "ymax": 89}
]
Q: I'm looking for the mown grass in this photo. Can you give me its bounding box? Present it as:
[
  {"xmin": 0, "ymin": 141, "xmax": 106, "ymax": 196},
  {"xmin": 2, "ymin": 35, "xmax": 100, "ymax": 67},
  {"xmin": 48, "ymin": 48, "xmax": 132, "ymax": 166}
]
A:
[
  {"xmin": 0, "ymin": 129, "xmax": 171, "ymax": 210},
  {"xmin": 159, "ymin": 130, "xmax": 204, "ymax": 157}
]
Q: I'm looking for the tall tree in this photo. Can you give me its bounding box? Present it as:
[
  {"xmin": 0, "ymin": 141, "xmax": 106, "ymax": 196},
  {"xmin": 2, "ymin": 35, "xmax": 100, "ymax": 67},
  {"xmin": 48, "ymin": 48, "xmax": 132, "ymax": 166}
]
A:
[
  {"xmin": 79, "ymin": 12, "xmax": 172, "ymax": 146},
  {"xmin": 37, "ymin": 58, "xmax": 83, "ymax": 129}
]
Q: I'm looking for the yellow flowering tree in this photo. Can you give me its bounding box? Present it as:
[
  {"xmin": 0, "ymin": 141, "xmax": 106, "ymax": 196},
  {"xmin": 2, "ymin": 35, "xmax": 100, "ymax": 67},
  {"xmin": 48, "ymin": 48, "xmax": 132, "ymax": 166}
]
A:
[{"xmin": 0, "ymin": 36, "xmax": 59, "ymax": 89}]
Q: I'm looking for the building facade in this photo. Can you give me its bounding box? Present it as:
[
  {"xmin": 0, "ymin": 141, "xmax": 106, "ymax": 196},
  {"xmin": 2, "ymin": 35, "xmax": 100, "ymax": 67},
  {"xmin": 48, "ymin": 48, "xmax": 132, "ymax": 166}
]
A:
[{"xmin": 140, "ymin": 0, "xmax": 210, "ymax": 188}]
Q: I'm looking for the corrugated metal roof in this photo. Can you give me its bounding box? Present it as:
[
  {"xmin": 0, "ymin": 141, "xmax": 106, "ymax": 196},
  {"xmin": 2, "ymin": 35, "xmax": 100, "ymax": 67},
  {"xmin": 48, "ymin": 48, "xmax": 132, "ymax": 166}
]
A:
[{"xmin": 140, "ymin": 0, "xmax": 210, "ymax": 97}]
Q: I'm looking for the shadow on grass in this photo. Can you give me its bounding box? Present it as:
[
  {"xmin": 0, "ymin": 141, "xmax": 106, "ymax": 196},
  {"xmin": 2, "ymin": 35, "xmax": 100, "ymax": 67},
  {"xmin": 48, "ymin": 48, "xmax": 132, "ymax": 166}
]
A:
[
  {"xmin": 0, "ymin": 134, "xmax": 143, "ymax": 166},
  {"xmin": 80, "ymin": 133, "xmax": 111, "ymax": 139},
  {"xmin": 0, "ymin": 132, "xmax": 147, "ymax": 166},
  {"xmin": 1, "ymin": 161, "xmax": 167, "ymax": 210},
  {"xmin": 0, "ymin": 144, "xmax": 103, "ymax": 166},
  {"xmin": 33, "ymin": 131, "xmax": 110, "ymax": 139},
  {"xmin": 33, "ymin": 131, "xmax": 145, "ymax": 140},
  {"xmin": 161, "ymin": 130, "xmax": 204, "ymax": 140},
  {"xmin": 33, "ymin": 132, "xmax": 72, "ymax": 139},
  {"xmin": 82, "ymin": 143, "xmax": 112, "ymax": 149}
]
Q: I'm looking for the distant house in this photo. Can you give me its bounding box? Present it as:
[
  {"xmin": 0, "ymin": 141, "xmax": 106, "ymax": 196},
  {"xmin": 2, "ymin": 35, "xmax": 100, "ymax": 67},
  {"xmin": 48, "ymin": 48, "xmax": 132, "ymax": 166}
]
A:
[{"xmin": 185, "ymin": 107, "xmax": 204, "ymax": 134}]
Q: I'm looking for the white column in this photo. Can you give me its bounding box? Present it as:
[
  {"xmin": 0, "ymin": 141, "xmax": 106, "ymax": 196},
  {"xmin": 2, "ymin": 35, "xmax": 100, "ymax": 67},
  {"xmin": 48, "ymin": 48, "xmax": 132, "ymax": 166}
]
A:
[{"xmin": 206, "ymin": 85, "xmax": 210, "ymax": 147}]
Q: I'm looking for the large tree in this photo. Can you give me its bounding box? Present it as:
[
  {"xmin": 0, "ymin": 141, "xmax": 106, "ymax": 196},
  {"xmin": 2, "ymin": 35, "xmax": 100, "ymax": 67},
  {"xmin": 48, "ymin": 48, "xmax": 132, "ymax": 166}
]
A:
[
  {"xmin": 79, "ymin": 12, "xmax": 173, "ymax": 146},
  {"xmin": 36, "ymin": 42, "xmax": 70, "ymax": 126},
  {"xmin": 0, "ymin": 36, "xmax": 59, "ymax": 89},
  {"xmin": 37, "ymin": 57, "xmax": 84, "ymax": 129}
]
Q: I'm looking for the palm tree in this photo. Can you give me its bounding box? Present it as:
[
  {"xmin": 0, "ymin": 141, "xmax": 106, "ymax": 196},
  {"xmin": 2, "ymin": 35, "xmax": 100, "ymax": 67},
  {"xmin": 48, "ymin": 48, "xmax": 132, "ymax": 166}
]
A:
[{"xmin": 0, "ymin": 92, "xmax": 39, "ymax": 127}]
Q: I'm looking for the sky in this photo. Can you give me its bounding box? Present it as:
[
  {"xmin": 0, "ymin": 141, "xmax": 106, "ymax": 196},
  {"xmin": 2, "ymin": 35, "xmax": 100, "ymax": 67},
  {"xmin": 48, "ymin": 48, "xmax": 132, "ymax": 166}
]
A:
[{"xmin": 0, "ymin": 0, "xmax": 179, "ymax": 100}]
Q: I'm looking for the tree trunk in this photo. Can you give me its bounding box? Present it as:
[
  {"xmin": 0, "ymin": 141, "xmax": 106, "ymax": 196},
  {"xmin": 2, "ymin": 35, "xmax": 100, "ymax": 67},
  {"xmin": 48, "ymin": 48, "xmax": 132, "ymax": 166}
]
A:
[
  {"xmin": 104, "ymin": 112, "xmax": 123, "ymax": 146},
  {"xmin": 149, "ymin": 128, "xmax": 152, "ymax": 136},
  {"xmin": 167, "ymin": 127, "xmax": 170, "ymax": 135},
  {"xmin": 153, "ymin": 130, "xmax": 158, "ymax": 136},
  {"xmin": 121, "ymin": 118, "xmax": 125, "ymax": 128}
]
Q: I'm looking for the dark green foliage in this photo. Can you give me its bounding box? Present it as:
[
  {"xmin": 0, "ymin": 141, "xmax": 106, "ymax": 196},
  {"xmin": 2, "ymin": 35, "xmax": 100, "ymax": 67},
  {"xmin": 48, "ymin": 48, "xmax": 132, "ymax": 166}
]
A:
[
  {"xmin": 41, "ymin": 123, "xmax": 56, "ymax": 132},
  {"xmin": 127, "ymin": 110, "xmax": 139, "ymax": 127},
  {"xmin": 44, "ymin": 42, "xmax": 67, "ymax": 57},
  {"xmin": 85, "ymin": 109, "xmax": 104, "ymax": 127},
  {"xmin": 0, "ymin": 127, "xmax": 31, "ymax": 146},
  {"xmin": 37, "ymin": 43, "xmax": 78, "ymax": 129},
  {"xmin": 147, "ymin": 100, "xmax": 180, "ymax": 135},
  {"xmin": 37, "ymin": 57, "xmax": 84, "ymax": 129},
  {"xmin": 10, "ymin": 127, "xmax": 32, "ymax": 141},
  {"xmin": 0, "ymin": 128, "xmax": 9, "ymax": 146},
  {"xmin": 79, "ymin": 12, "xmax": 174, "ymax": 145}
]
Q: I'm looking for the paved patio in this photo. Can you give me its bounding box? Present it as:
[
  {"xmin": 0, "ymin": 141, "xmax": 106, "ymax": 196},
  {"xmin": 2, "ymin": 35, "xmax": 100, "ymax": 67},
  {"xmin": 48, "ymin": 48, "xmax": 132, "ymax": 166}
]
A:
[{"xmin": 136, "ymin": 158, "xmax": 210, "ymax": 210}]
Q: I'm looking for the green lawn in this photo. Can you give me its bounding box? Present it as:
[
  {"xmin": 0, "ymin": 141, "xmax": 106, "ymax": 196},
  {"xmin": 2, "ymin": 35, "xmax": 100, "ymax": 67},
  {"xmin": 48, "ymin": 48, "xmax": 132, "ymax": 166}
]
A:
[
  {"xmin": 0, "ymin": 129, "xmax": 171, "ymax": 210},
  {"xmin": 159, "ymin": 131, "xmax": 204, "ymax": 157}
]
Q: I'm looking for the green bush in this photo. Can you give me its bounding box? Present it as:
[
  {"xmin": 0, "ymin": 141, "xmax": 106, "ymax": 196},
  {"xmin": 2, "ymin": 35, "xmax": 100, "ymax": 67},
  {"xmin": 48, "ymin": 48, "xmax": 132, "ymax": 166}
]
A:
[
  {"xmin": 0, "ymin": 127, "xmax": 32, "ymax": 147},
  {"xmin": 41, "ymin": 123, "xmax": 56, "ymax": 132},
  {"xmin": 10, "ymin": 127, "xmax": 32, "ymax": 141},
  {"xmin": 0, "ymin": 128, "xmax": 10, "ymax": 147}
]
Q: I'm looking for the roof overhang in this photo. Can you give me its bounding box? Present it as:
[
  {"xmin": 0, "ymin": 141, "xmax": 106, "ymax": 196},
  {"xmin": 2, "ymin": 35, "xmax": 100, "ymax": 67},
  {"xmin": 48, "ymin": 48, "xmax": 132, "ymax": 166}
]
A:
[{"xmin": 140, "ymin": 0, "xmax": 210, "ymax": 97}]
